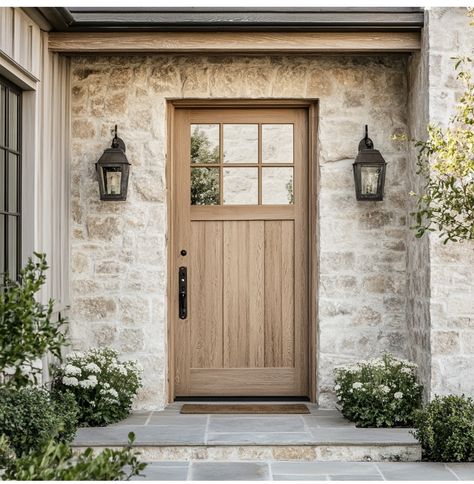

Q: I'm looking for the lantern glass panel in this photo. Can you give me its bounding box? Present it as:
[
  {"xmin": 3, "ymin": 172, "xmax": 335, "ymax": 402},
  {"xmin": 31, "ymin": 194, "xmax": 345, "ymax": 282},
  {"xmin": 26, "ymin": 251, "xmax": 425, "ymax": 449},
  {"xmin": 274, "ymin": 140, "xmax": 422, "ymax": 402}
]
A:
[
  {"xmin": 103, "ymin": 167, "xmax": 122, "ymax": 196},
  {"xmin": 360, "ymin": 165, "xmax": 382, "ymax": 196}
]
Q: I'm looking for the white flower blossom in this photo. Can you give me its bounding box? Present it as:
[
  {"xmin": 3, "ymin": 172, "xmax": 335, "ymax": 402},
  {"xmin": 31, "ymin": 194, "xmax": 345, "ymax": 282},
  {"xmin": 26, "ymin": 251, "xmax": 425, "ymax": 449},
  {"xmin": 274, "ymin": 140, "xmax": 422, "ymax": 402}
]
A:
[
  {"xmin": 64, "ymin": 364, "xmax": 82, "ymax": 376},
  {"xmin": 401, "ymin": 367, "xmax": 413, "ymax": 374},
  {"xmin": 62, "ymin": 376, "xmax": 79, "ymax": 386},
  {"xmin": 66, "ymin": 351, "xmax": 84, "ymax": 360},
  {"xmin": 84, "ymin": 363, "xmax": 101, "ymax": 373},
  {"xmin": 79, "ymin": 379, "xmax": 96, "ymax": 389},
  {"xmin": 379, "ymin": 385, "xmax": 390, "ymax": 394},
  {"xmin": 394, "ymin": 391, "xmax": 403, "ymax": 400},
  {"xmin": 352, "ymin": 382, "xmax": 363, "ymax": 389},
  {"xmin": 108, "ymin": 388, "xmax": 119, "ymax": 398},
  {"xmin": 88, "ymin": 375, "xmax": 98, "ymax": 384},
  {"xmin": 334, "ymin": 384, "xmax": 341, "ymax": 391},
  {"xmin": 116, "ymin": 365, "xmax": 128, "ymax": 376}
]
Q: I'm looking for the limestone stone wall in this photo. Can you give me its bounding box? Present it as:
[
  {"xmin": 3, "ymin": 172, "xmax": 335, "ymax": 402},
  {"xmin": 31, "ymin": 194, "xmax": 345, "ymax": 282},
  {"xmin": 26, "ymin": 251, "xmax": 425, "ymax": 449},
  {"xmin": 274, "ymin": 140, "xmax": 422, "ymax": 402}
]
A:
[
  {"xmin": 406, "ymin": 24, "xmax": 432, "ymax": 399},
  {"xmin": 426, "ymin": 8, "xmax": 474, "ymax": 398},
  {"xmin": 70, "ymin": 54, "xmax": 410, "ymax": 409}
]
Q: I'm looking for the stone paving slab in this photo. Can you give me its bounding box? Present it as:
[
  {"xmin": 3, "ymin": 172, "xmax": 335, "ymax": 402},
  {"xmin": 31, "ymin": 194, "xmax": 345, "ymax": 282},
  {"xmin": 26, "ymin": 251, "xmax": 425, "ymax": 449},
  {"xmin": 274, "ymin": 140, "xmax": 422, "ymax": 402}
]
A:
[
  {"xmin": 207, "ymin": 432, "xmax": 314, "ymax": 445},
  {"xmin": 190, "ymin": 461, "xmax": 271, "ymax": 481},
  {"xmin": 308, "ymin": 427, "xmax": 418, "ymax": 445},
  {"xmin": 74, "ymin": 425, "xmax": 207, "ymax": 446},
  {"xmin": 303, "ymin": 415, "xmax": 356, "ymax": 428},
  {"xmin": 209, "ymin": 416, "xmax": 306, "ymax": 433},
  {"xmin": 376, "ymin": 462, "xmax": 459, "ymax": 481},
  {"xmin": 448, "ymin": 463, "xmax": 474, "ymax": 480},
  {"xmin": 130, "ymin": 460, "xmax": 474, "ymax": 481}
]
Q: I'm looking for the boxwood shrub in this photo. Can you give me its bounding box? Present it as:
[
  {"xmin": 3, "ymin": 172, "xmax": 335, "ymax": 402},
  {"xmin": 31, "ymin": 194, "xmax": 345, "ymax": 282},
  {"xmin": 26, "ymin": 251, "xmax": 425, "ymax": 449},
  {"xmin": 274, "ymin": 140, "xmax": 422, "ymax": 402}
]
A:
[
  {"xmin": 0, "ymin": 386, "xmax": 78, "ymax": 456},
  {"xmin": 413, "ymin": 394, "xmax": 474, "ymax": 462}
]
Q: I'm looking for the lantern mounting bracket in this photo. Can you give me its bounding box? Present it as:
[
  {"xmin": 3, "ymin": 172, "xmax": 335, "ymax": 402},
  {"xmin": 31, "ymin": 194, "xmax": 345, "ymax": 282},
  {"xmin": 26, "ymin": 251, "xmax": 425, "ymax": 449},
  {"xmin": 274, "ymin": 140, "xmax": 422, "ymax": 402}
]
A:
[
  {"xmin": 358, "ymin": 124, "xmax": 374, "ymax": 151},
  {"xmin": 111, "ymin": 124, "xmax": 126, "ymax": 152}
]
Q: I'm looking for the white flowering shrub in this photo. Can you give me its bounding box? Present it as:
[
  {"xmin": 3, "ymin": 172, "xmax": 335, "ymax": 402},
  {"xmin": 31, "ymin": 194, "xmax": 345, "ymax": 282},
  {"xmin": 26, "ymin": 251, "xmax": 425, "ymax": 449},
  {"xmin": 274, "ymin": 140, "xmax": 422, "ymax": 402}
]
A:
[
  {"xmin": 52, "ymin": 347, "xmax": 142, "ymax": 426},
  {"xmin": 334, "ymin": 353, "xmax": 423, "ymax": 427}
]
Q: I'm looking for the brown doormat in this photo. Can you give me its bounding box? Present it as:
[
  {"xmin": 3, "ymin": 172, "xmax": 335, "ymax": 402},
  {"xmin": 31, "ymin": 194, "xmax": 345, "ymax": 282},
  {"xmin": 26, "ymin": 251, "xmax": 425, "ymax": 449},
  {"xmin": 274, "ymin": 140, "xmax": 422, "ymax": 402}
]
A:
[{"xmin": 180, "ymin": 403, "xmax": 310, "ymax": 414}]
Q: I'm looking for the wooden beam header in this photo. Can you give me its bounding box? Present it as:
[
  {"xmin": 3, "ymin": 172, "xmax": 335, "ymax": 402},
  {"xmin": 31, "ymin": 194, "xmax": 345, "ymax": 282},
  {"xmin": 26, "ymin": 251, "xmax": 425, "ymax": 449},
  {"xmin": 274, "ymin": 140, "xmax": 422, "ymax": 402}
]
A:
[{"xmin": 49, "ymin": 31, "xmax": 420, "ymax": 54}]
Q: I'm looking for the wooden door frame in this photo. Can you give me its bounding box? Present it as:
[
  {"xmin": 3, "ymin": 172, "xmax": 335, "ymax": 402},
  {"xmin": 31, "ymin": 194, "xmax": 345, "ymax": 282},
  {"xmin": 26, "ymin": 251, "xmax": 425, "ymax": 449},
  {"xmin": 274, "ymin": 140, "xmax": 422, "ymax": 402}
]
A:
[{"xmin": 166, "ymin": 98, "xmax": 319, "ymax": 403}]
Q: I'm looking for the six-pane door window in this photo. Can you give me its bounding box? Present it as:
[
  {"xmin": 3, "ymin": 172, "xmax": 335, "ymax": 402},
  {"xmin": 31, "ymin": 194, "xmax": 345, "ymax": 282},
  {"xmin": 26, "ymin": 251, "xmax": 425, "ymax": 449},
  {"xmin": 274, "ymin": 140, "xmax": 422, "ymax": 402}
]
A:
[
  {"xmin": 0, "ymin": 76, "xmax": 21, "ymax": 281},
  {"xmin": 190, "ymin": 123, "xmax": 294, "ymax": 206}
]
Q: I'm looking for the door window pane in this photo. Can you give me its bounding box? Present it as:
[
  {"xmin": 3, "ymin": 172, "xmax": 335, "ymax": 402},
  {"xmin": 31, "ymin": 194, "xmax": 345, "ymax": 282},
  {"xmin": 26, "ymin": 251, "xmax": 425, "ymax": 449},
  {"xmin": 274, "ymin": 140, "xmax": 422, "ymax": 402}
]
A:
[
  {"xmin": 191, "ymin": 167, "xmax": 220, "ymax": 205},
  {"xmin": 223, "ymin": 168, "xmax": 258, "ymax": 205},
  {"xmin": 262, "ymin": 167, "xmax": 294, "ymax": 204},
  {"xmin": 223, "ymin": 124, "xmax": 258, "ymax": 163},
  {"xmin": 191, "ymin": 124, "xmax": 220, "ymax": 164},
  {"xmin": 8, "ymin": 91, "xmax": 19, "ymax": 151},
  {"xmin": 262, "ymin": 124, "xmax": 293, "ymax": 163},
  {"xmin": 8, "ymin": 153, "xmax": 18, "ymax": 213}
]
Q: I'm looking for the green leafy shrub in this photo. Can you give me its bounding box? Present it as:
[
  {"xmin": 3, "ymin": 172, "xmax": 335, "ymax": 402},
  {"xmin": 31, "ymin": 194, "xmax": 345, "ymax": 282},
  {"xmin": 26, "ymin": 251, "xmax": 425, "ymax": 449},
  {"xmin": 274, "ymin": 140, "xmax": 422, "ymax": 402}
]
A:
[
  {"xmin": 52, "ymin": 347, "xmax": 142, "ymax": 426},
  {"xmin": 0, "ymin": 386, "xmax": 78, "ymax": 456},
  {"xmin": 413, "ymin": 394, "xmax": 474, "ymax": 462},
  {"xmin": 334, "ymin": 354, "xmax": 423, "ymax": 427},
  {"xmin": 2, "ymin": 433, "xmax": 147, "ymax": 480},
  {"xmin": 0, "ymin": 435, "xmax": 16, "ymax": 468},
  {"xmin": 0, "ymin": 253, "xmax": 67, "ymax": 388}
]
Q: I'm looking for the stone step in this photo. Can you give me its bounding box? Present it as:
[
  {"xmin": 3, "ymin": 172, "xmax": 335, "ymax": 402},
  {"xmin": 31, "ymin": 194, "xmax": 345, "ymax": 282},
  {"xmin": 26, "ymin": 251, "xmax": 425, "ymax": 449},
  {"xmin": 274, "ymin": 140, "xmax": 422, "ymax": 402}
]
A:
[
  {"xmin": 72, "ymin": 419, "xmax": 421, "ymax": 462},
  {"xmin": 74, "ymin": 443, "xmax": 421, "ymax": 462}
]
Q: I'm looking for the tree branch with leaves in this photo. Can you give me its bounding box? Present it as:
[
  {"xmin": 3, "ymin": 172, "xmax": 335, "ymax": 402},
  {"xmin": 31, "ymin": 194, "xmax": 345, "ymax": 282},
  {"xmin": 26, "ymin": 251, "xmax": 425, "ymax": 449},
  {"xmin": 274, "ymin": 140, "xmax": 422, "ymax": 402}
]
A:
[{"xmin": 409, "ymin": 30, "xmax": 474, "ymax": 243}]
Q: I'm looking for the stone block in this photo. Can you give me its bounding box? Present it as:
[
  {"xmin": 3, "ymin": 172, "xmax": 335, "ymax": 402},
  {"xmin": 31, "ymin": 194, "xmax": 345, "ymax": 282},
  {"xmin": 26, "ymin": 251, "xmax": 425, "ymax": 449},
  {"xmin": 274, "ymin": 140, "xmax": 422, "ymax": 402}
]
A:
[
  {"xmin": 86, "ymin": 215, "xmax": 122, "ymax": 241},
  {"xmin": 74, "ymin": 297, "xmax": 117, "ymax": 322},
  {"xmin": 119, "ymin": 328, "xmax": 145, "ymax": 353}
]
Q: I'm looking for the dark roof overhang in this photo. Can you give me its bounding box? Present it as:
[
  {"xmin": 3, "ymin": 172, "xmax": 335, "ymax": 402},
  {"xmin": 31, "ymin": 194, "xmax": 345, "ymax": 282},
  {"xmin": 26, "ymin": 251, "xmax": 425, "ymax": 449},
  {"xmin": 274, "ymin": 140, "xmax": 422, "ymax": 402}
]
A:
[{"xmin": 29, "ymin": 7, "xmax": 425, "ymax": 32}]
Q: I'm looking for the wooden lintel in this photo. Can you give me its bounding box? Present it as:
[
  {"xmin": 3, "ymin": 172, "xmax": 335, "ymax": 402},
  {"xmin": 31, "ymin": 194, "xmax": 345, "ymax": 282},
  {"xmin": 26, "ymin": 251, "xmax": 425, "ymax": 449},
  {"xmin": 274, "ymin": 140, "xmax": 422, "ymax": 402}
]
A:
[{"xmin": 49, "ymin": 31, "xmax": 420, "ymax": 53}]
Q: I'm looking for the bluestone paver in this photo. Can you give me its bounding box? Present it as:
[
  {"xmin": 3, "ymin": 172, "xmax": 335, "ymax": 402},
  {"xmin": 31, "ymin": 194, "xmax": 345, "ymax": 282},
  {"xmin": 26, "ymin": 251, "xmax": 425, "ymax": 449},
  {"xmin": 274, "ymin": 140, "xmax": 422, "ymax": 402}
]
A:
[
  {"xmin": 207, "ymin": 431, "xmax": 313, "ymax": 445},
  {"xmin": 446, "ymin": 463, "xmax": 474, "ymax": 481},
  {"xmin": 308, "ymin": 427, "xmax": 418, "ymax": 444},
  {"xmin": 190, "ymin": 462, "xmax": 271, "ymax": 481},
  {"xmin": 377, "ymin": 462, "xmax": 459, "ymax": 481},
  {"xmin": 209, "ymin": 416, "xmax": 306, "ymax": 433},
  {"xmin": 132, "ymin": 462, "xmax": 189, "ymax": 481},
  {"xmin": 303, "ymin": 415, "xmax": 356, "ymax": 428},
  {"xmin": 271, "ymin": 461, "xmax": 380, "ymax": 476}
]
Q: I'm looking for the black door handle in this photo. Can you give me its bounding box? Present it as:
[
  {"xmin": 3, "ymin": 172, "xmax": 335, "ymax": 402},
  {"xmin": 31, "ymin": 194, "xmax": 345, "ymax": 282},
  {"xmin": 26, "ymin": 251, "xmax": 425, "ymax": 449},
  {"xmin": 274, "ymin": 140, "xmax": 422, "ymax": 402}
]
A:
[{"xmin": 179, "ymin": 266, "xmax": 187, "ymax": 320}]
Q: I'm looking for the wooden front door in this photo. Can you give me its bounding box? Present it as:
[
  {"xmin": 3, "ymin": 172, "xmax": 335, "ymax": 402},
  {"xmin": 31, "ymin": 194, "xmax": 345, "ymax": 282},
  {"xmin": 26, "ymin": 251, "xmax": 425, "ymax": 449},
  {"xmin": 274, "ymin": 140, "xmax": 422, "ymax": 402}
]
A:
[{"xmin": 171, "ymin": 105, "xmax": 309, "ymax": 397}]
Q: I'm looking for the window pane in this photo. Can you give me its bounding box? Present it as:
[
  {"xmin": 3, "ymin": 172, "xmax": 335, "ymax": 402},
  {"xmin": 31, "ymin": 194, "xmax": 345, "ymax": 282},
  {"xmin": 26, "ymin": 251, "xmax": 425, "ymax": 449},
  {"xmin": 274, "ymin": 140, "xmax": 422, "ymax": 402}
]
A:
[
  {"xmin": 8, "ymin": 91, "xmax": 19, "ymax": 151},
  {"xmin": 191, "ymin": 124, "xmax": 220, "ymax": 164},
  {"xmin": 191, "ymin": 167, "xmax": 220, "ymax": 205},
  {"xmin": 223, "ymin": 124, "xmax": 258, "ymax": 163},
  {"xmin": 7, "ymin": 215, "xmax": 17, "ymax": 280},
  {"xmin": 262, "ymin": 124, "xmax": 294, "ymax": 163},
  {"xmin": 262, "ymin": 167, "xmax": 294, "ymax": 205},
  {"xmin": 0, "ymin": 85, "xmax": 5, "ymax": 146},
  {"xmin": 8, "ymin": 153, "xmax": 18, "ymax": 213},
  {"xmin": 223, "ymin": 168, "xmax": 258, "ymax": 205},
  {"xmin": 0, "ymin": 215, "xmax": 4, "ymax": 275},
  {"xmin": 0, "ymin": 150, "xmax": 4, "ymax": 212}
]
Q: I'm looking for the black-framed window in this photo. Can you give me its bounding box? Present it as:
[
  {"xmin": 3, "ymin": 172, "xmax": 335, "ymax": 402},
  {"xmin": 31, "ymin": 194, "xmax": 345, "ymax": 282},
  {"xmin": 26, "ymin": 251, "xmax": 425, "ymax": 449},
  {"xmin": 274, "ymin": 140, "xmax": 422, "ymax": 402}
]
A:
[{"xmin": 0, "ymin": 75, "xmax": 22, "ymax": 281}]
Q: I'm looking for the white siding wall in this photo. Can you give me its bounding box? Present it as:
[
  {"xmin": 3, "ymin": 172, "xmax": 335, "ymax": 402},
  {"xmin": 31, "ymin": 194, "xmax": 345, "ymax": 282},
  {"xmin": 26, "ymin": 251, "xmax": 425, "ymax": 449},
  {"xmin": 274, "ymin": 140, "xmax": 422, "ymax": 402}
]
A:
[{"xmin": 0, "ymin": 7, "xmax": 70, "ymax": 308}]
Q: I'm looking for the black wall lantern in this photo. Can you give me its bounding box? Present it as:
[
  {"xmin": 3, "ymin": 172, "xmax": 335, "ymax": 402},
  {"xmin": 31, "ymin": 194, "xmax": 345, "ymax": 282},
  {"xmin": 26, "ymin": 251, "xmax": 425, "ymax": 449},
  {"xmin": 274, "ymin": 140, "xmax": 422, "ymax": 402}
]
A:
[
  {"xmin": 353, "ymin": 125, "xmax": 387, "ymax": 201},
  {"xmin": 96, "ymin": 125, "xmax": 131, "ymax": 201}
]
